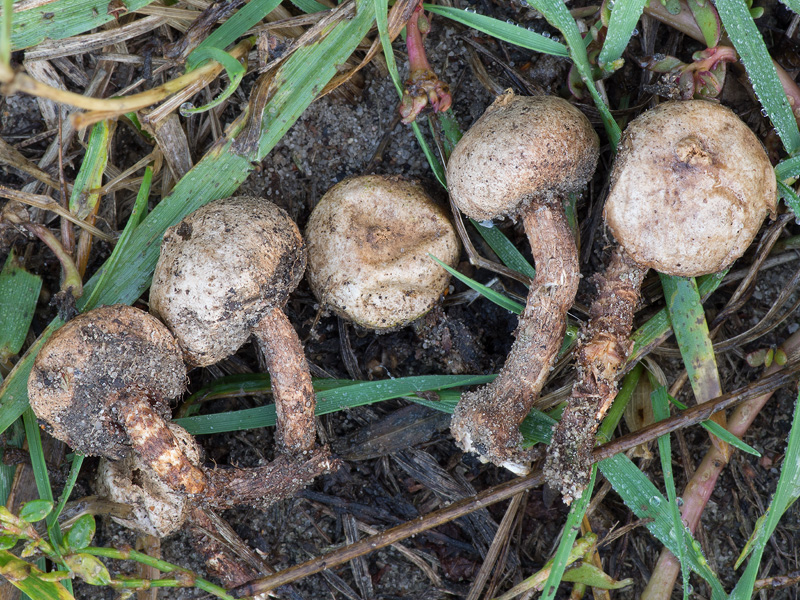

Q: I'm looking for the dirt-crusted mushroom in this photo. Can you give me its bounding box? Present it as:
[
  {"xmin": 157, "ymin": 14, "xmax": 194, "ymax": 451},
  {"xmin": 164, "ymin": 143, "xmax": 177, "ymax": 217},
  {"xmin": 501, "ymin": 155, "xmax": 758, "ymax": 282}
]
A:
[
  {"xmin": 29, "ymin": 304, "xmax": 337, "ymax": 509},
  {"xmin": 150, "ymin": 196, "xmax": 316, "ymax": 456},
  {"xmin": 28, "ymin": 304, "xmax": 206, "ymax": 495},
  {"xmin": 305, "ymin": 175, "xmax": 460, "ymax": 331},
  {"xmin": 446, "ymin": 92, "xmax": 599, "ymax": 473},
  {"xmin": 545, "ymin": 100, "xmax": 777, "ymax": 503}
]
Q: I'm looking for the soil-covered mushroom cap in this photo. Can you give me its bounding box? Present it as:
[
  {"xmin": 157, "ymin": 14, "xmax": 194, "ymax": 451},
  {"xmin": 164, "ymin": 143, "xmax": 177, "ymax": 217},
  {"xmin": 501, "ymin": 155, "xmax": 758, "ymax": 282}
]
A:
[
  {"xmin": 28, "ymin": 304, "xmax": 185, "ymax": 459},
  {"xmin": 605, "ymin": 100, "xmax": 777, "ymax": 277},
  {"xmin": 150, "ymin": 196, "xmax": 306, "ymax": 367},
  {"xmin": 95, "ymin": 423, "xmax": 201, "ymax": 537},
  {"xmin": 446, "ymin": 94, "xmax": 600, "ymax": 221},
  {"xmin": 306, "ymin": 175, "xmax": 460, "ymax": 330}
]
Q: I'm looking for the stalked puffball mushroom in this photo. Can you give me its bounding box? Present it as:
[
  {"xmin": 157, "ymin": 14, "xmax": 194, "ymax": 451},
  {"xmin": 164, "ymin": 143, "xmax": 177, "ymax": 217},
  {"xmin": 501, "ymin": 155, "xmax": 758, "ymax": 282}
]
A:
[
  {"xmin": 305, "ymin": 175, "xmax": 460, "ymax": 331},
  {"xmin": 30, "ymin": 304, "xmax": 337, "ymax": 511},
  {"xmin": 446, "ymin": 92, "xmax": 599, "ymax": 474},
  {"xmin": 150, "ymin": 196, "xmax": 316, "ymax": 457},
  {"xmin": 29, "ymin": 304, "xmax": 206, "ymax": 495},
  {"xmin": 545, "ymin": 100, "xmax": 777, "ymax": 503}
]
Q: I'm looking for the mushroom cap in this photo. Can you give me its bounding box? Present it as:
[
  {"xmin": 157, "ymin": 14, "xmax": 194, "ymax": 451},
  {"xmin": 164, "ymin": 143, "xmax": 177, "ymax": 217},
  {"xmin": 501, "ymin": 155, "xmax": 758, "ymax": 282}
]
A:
[
  {"xmin": 306, "ymin": 175, "xmax": 460, "ymax": 330},
  {"xmin": 28, "ymin": 304, "xmax": 185, "ymax": 459},
  {"xmin": 150, "ymin": 196, "xmax": 307, "ymax": 367},
  {"xmin": 446, "ymin": 93, "xmax": 600, "ymax": 221},
  {"xmin": 95, "ymin": 423, "xmax": 201, "ymax": 537},
  {"xmin": 605, "ymin": 100, "xmax": 777, "ymax": 277}
]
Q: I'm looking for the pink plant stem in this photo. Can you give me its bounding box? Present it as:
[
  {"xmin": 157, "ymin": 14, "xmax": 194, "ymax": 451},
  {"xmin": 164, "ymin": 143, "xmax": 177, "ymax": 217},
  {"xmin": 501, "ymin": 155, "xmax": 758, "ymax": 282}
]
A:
[
  {"xmin": 406, "ymin": 3, "xmax": 431, "ymax": 73},
  {"xmin": 642, "ymin": 329, "xmax": 800, "ymax": 598}
]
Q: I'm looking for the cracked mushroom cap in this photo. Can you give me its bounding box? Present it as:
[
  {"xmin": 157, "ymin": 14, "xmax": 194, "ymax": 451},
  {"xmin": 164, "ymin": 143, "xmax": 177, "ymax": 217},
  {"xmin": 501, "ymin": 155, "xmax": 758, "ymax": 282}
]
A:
[
  {"xmin": 27, "ymin": 304, "xmax": 185, "ymax": 460},
  {"xmin": 605, "ymin": 100, "xmax": 777, "ymax": 277},
  {"xmin": 446, "ymin": 93, "xmax": 600, "ymax": 221},
  {"xmin": 150, "ymin": 196, "xmax": 307, "ymax": 367},
  {"xmin": 306, "ymin": 175, "xmax": 460, "ymax": 330},
  {"xmin": 95, "ymin": 423, "xmax": 201, "ymax": 537}
]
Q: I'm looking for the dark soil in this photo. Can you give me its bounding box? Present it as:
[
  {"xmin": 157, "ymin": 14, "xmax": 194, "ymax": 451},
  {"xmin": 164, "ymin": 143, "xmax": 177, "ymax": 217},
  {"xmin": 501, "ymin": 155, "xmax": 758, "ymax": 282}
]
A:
[{"xmin": 3, "ymin": 1, "xmax": 800, "ymax": 599}]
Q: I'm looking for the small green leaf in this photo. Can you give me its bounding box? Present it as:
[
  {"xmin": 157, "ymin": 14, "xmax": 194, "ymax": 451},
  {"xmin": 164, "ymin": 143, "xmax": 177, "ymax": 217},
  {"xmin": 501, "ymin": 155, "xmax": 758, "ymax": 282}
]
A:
[
  {"xmin": 63, "ymin": 553, "xmax": 111, "ymax": 586},
  {"xmin": 19, "ymin": 500, "xmax": 54, "ymax": 523},
  {"xmin": 686, "ymin": 0, "xmax": 721, "ymax": 48},
  {"xmin": 180, "ymin": 46, "xmax": 248, "ymax": 115},
  {"xmin": 0, "ymin": 535, "xmax": 17, "ymax": 549},
  {"xmin": 65, "ymin": 515, "xmax": 95, "ymax": 550},
  {"xmin": 561, "ymin": 562, "xmax": 633, "ymax": 589}
]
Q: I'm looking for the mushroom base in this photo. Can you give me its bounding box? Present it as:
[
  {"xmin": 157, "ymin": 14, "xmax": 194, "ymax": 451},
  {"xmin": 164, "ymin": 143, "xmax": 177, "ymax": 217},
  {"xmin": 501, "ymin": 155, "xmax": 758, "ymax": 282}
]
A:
[
  {"xmin": 545, "ymin": 248, "xmax": 647, "ymax": 503},
  {"xmin": 450, "ymin": 200, "xmax": 580, "ymax": 472}
]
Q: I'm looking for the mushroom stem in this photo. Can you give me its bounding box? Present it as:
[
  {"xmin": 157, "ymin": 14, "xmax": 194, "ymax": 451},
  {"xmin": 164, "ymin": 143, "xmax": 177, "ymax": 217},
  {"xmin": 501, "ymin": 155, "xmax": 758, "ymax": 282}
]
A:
[
  {"xmin": 118, "ymin": 400, "xmax": 208, "ymax": 496},
  {"xmin": 203, "ymin": 446, "xmax": 339, "ymax": 510},
  {"xmin": 252, "ymin": 306, "xmax": 316, "ymax": 456},
  {"xmin": 451, "ymin": 197, "xmax": 580, "ymax": 472},
  {"xmin": 545, "ymin": 247, "xmax": 647, "ymax": 502}
]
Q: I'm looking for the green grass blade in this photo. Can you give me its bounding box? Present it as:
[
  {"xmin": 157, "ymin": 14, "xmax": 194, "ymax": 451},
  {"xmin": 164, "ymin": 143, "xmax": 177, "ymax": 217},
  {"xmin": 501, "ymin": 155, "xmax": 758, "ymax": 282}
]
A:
[
  {"xmin": 0, "ymin": 551, "xmax": 74, "ymax": 600},
  {"xmin": 10, "ymin": 0, "xmax": 156, "ymax": 51},
  {"xmin": 68, "ymin": 121, "xmax": 108, "ymax": 219},
  {"xmin": 660, "ymin": 274, "xmax": 722, "ymax": 407},
  {"xmin": 423, "ymin": 5, "xmax": 568, "ymax": 57},
  {"xmin": 652, "ymin": 385, "xmax": 690, "ymax": 599},
  {"xmin": 288, "ymin": 0, "xmax": 328, "ymax": 13},
  {"xmin": 0, "ymin": 251, "xmax": 41, "ymax": 361},
  {"xmin": 730, "ymin": 389, "xmax": 800, "ymax": 599},
  {"xmin": 775, "ymin": 156, "xmax": 800, "ymax": 180},
  {"xmin": 429, "ymin": 255, "xmax": 524, "ymax": 314},
  {"xmin": 374, "ymin": 0, "xmax": 402, "ymax": 95},
  {"xmin": 667, "ymin": 395, "xmax": 761, "ymax": 456},
  {"xmin": 527, "ymin": 0, "xmax": 621, "ymax": 148},
  {"xmin": 599, "ymin": 454, "xmax": 726, "ymax": 598},
  {"xmin": 181, "ymin": 47, "xmax": 247, "ymax": 115},
  {"xmin": 0, "ymin": 0, "xmax": 379, "ymax": 436},
  {"xmin": 716, "ymin": 0, "xmax": 800, "ymax": 155},
  {"xmin": 598, "ymin": 0, "xmax": 647, "ymax": 72},
  {"xmin": 186, "ymin": 0, "xmax": 281, "ymax": 69},
  {"xmin": 470, "ymin": 219, "xmax": 536, "ymax": 282},
  {"xmin": 783, "ymin": 0, "xmax": 800, "ymax": 15},
  {"xmin": 778, "ymin": 180, "xmax": 800, "ymax": 221},
  {"xmin": 629, "ymin": 272, "xmax": 725, "ymax": 365},
  {"xmin": 541, "ymin": 466, "xmax": 597, "ymax": 600},
  {"xmin": 175, "ymin": 374, "xmax": 495, "ymax": 434},
  {"xmin": 1, "ymin": 0, "xmax": 11, "ymax": 67}
]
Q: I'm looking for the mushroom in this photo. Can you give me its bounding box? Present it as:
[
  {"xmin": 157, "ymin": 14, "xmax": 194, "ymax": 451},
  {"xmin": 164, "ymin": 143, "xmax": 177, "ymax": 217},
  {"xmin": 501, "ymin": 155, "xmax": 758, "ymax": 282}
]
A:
[
  {"xmin": 545, "ymin": 99, "xmax": 777, "ymax": 502},
  {"xmin": 445, "ymin": 92, "xmax": 600, "ymax": 473},
  {"xmin": 28, "ymin": 304, "xmax": 206, "ymax": 495},
  {"xmin": 150, "ymin": 196, "xmax": 316, "ymax": 457},
  {"xmin": 305, "ymin": 175, "xmax": 460, "ymax": 331},
  {"xmin": 28, "ymin": 304, "xmax": 337, "ymax": 509}
]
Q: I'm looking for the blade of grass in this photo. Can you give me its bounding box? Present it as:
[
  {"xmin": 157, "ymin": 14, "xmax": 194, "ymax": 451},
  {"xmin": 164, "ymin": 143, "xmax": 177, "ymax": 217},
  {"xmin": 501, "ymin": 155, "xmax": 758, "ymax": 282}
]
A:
[
  {"xmin": 527, "ymin": 0, "xmax": 621, "ymax": 148},
  {"xmin": 730, "ymin": 388, "xmax": 800, "ymax": 599},
  {"xmin": 470, "ymin": 219, "xmax": 536, "ymax": 282},
  {"xmin": 175, "ymin": 374, "xmax": 495, "ymax": 434},
  {"xmin": 288, "ymin": 0, "xmax": 328, "ymax": 13},
  {"xmin": 0, "ymin": 552, "xmax": 74, "ymax": 600},
  {"xmin": 667, "ymin": 395, "xmax": 760, "ymax": 456},
  {"xmin": 659, "ymin": 274, "xmax": 727, "ymax": 449},
  {"xmin": 652, "ymin": 385, "xmax": 690, "ymax": 600},
  {"xmin": 186, "ymin": 0, "xmax": 281, "ymax": 69},
  {"xmin": 10, "ymin": 0, "xmax": 156, "ymax": 51},
  {"xmin": 68, "ymin": 121, "xmax": 108, "ymax": 219},
  {"xmin": 778, "ymin": 180, "xmax": 800, "ymax": 222},
  {"xmin": 775, "ymin": 155, "xmax": 800, "ymax": 180},
  {"xmin": 716, "ymin": 0, "xmax": 800, "ymax": 155},
  {"xmin": 0, "ymin": 251, "xmax": 41, "ymax": 362},
  {"xmin": 423, "ymin": 5, "xmax": 569, "ymax": 57},
  {"xmin": 598, "ymin": 0, "xmax": 647, "ymax": 72},
  {"xmin": 429, "ymin": 255, "xmax": 524, "ymax": 314},
  {"xmin": 0, "ymin": 0, "xmax": 379, "ymax": 436}
]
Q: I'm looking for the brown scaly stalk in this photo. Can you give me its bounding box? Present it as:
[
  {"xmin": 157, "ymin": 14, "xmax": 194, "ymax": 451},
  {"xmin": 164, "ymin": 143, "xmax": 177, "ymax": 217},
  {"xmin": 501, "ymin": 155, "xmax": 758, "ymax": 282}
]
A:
[
  {"xmin": 642, "ymin": 330, "xmax": 800, "ymax": 598},
  {"xmin": 545, "ymin": 249, "xmax": 647, "ymax": 502}
]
